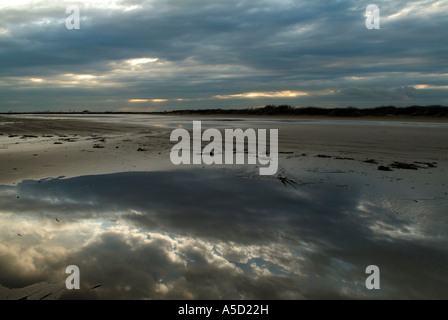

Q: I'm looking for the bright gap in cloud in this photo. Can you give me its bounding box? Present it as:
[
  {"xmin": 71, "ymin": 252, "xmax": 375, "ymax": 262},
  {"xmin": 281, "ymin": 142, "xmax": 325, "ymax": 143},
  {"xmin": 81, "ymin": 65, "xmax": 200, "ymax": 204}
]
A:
[
  {"xmin": 128, "ymin": 99, "xmax": 168, "ymax": 103},
  {"xmin": 127, "ymin": 58, "xmax": 159, "ymax": 66},
  {"xmin": 385, "ymin": 0, "xmax": 448, "ymax": 21},
  {"xmin": 214, "ymin": 90, "xmax": 309, "ymax": 99},
  {"xmin": 0, "ymin": 0, "xmax": 144, "ymax": 10},
  {"xmin": 413, "ymin": 84, "xmax": 448, "ymax": 90},
  {"xmin": 129, "ymin": 99, "xmax": 149, "ymax": 103}
]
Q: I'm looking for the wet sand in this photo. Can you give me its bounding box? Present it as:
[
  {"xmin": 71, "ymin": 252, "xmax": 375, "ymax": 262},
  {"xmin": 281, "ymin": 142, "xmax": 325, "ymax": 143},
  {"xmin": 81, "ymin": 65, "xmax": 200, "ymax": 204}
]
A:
[
  {"xmin": 1, "ymin": 114, "xmax": 447, "ymax": 299},
  {"xmin": 1, "ymin": 114, "xmax": 447, "ymax": 185},
  {"xmin": 0, "ymin": 115, "xmax": 174, "ymax": 185}
]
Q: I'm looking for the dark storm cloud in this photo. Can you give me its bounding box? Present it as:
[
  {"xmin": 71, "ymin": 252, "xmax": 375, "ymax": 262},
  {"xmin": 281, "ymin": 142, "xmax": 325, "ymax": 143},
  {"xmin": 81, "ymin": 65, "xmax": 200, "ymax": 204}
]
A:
[{"xmin": 0, "ymin": 0, "xmax": 447, "ymax": 111}]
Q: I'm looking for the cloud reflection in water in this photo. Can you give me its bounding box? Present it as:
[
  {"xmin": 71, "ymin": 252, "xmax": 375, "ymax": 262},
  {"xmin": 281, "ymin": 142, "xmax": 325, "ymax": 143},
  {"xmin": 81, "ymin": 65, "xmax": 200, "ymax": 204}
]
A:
[{"xmin": 0, "ymin": 169, "xmax": 447, "ymax": 299}]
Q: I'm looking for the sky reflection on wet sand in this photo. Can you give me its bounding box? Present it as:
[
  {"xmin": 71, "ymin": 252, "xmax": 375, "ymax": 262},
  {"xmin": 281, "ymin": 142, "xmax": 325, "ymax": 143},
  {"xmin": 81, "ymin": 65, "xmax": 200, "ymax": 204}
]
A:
[{"xmin": 0, "ymin": 168, "xmax": 447, "ymax": 299}]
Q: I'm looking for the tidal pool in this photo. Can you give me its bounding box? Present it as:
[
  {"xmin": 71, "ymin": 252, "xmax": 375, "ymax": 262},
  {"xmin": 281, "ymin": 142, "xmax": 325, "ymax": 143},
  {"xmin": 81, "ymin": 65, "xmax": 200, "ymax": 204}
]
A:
[{"xmin": 0, "ymin": 168, "xmax": 447, "ymax": 299}]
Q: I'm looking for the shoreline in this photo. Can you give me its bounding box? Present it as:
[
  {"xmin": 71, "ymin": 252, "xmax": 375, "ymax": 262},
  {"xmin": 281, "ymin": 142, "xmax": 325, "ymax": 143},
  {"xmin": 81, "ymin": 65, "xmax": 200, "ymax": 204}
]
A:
[{"xmin": 3, "ymin": 113, "xmax": 448, "ymax": 123}]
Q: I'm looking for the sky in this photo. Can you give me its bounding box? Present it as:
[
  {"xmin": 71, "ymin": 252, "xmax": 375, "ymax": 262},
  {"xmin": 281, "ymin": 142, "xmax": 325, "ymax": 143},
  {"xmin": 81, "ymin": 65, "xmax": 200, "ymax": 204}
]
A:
[{"xmin": 0, "ymin": 0, "xmax": 447, "ymax": 112}]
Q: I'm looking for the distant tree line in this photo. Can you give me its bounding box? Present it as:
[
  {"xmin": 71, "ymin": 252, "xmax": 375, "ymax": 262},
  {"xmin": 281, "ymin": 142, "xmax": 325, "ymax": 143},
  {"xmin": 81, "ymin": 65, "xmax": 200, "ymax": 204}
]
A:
[
  {"xmin": 164, "ymin": 105, "xmax": 448, "ymax": 117},
  {"xmin": 2, "ymin": 105, "xmax": 448, "ymax": 117}
]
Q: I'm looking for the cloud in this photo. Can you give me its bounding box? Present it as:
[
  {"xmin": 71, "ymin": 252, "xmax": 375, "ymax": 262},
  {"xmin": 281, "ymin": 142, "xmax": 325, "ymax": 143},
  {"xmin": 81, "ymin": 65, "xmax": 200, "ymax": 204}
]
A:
[
  {"xmin": 340, "ymin": 86, "xmax": 419, "ymax": 100},
  {"xmin": 0, "ymin": 0, "xmax": 447, "ymax": 111}
]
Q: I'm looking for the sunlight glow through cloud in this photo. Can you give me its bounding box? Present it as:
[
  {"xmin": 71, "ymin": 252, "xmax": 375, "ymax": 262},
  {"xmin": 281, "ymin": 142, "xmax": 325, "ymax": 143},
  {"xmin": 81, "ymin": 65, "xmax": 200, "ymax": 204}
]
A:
[
  {"xmin": 413, "ymin": 84, "xmax": 448, "ymax": 90},
  {"xmin": 0, "ymin": 0, "xmax": 145, "ymax": 10},
  {"xmin": 214, "ymin": 90, "xmax": 309, "ymax": 99},
  {"xmin": 126, "ymin": 58, "xmax": 159, "ymax": 65},
  {"xmin": 129, "ymin": 99, "xmax": 149, "ymax": 103}
]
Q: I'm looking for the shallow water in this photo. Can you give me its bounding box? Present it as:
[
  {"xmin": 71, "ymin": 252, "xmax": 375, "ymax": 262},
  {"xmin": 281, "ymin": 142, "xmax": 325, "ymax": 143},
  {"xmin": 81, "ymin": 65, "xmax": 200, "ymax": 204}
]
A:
[{"xmin": 1, "ymin": 168, "xmax": 447, "ymax": 299}]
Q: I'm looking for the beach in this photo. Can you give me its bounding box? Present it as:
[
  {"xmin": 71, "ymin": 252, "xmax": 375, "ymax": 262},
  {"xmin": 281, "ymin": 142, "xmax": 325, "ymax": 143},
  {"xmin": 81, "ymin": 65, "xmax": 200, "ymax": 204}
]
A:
[
  {"xmin": 0, "ymin": 114, "xmax": 447, "ymax": 299},
  {"xmin": 1, "ymin": 114, "xmax": 447, "ymax": 184}
]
